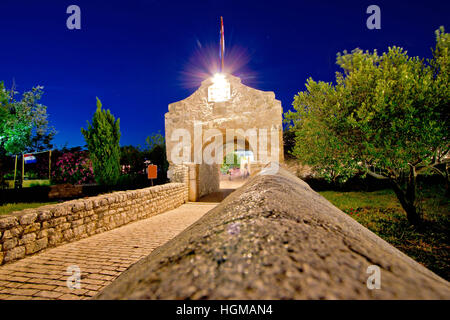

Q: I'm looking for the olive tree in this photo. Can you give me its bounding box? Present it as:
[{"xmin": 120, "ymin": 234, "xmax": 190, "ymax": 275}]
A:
[
  {"xmin": 285, "ymin": 27, "xmax": 449, "ymax": 226},
  {"xmin": 0, "ymin": 83, "xmax": 55, "ymax": 155}
]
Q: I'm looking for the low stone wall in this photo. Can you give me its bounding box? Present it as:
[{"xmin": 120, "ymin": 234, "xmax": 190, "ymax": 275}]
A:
[
  {"xmin": 97, "ymin": 165, "xmax": 449, "ymax": 299},
  {"xmin": 48, "ymin": 184, "xmax": 83, "ymax": 199},
  {"xmin": 169, "ymin": 163, "xmax": 220, "ymax": 201},
  {"xmin": 0, "ymin": 183, "xmax": 188, "ymax": 265}
]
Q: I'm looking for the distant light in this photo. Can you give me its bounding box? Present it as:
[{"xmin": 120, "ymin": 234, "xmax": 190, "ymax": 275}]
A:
[
  {"xmin": 212, "ymin": 73, "xmax": 226, "ymax": 85},
  {"xmin": 208, "ymin": 73, "xmax": 231, "ymax": 102}
]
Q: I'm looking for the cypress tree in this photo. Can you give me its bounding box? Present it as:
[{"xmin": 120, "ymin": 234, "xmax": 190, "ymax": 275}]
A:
[{"xmin": 81, "ymin": 97, "xmax": 121, "ymax": 186}]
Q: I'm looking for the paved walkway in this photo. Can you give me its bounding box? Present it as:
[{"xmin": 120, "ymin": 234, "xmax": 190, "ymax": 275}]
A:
[{"xmin": 0, "ymin": 202, "xmax": 217, "ymax": 300}]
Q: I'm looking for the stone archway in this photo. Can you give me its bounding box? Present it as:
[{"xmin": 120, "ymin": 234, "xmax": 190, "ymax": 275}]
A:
[{"xmin": 165, "ymin": 74, "xmax": 283, "ymax": 201}]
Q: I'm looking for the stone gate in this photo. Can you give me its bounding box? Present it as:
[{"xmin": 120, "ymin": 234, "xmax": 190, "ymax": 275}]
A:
[{"xmin": 165, "ymin": 74, "xmax": 284, "ymax": 201}]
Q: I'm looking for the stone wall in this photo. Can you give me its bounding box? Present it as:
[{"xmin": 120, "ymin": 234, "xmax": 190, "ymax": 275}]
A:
[
  {"xmin": 0, "ymin": 183, "xmax": 188, "ymax": 265},
  {"xmin": 97, "ymin": 165, "xmax": 449, "ymax": 300},
  {"xmin": 198, "ymin": 163, "xmax": 220, "ymax": 199},
  {"xmin": 168, "ymin": 164, "xmax": 189, "ymax": 184}
]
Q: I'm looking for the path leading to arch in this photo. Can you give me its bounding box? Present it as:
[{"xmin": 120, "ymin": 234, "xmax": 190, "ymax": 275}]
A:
[
  {"xmin": 0, "ymin": 202, "xmax": 217, "ymax": 300},
  {"xmin": 198, "ymin": 178, "xmax": 248, "ymax": 202}
]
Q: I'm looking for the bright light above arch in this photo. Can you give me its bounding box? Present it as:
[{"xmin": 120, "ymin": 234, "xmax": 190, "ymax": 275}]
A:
[{"xmin": 208, "ymin": 73, "xmax": 231, "ymax": 102}]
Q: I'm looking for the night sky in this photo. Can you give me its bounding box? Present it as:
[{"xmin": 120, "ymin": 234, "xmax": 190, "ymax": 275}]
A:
[{"xmin": 0, "ymin": 0, "xmax": 448, "ymax": 148}]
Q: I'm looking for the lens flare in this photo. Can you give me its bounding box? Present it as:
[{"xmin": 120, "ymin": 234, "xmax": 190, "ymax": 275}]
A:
[{"xmin": 179, "ymin": 41, "xmax": 255, "ymax": 90}]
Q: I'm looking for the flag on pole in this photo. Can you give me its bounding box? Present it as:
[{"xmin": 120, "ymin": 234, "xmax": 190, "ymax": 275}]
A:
[
  {"xmin": 220, "ymin": 16, "xmax": 225, "ymax": 72},
  {"xmin": 24, "ymin": 154, "xmax": 37, "ymax": 164}
]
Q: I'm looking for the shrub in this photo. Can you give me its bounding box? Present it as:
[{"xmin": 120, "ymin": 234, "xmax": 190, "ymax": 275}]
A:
[{"xmin": 52, "ymin": 151, "xmax": 95, "ymax": 185}]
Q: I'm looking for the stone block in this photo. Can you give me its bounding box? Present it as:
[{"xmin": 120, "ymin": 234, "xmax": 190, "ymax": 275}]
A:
[
  {"xmin": 0, "ymin": 216, "xmax": 18, "ymax": 230},
  {"xmin": 19, "ymin": 233, "xmax": 36, "ymax": 245},
  {"xmin": 72, "ymin": 201, "xmax": 85, "ymax": 213},
  {"xmin": 19, "ymin": 212, "xmax": 37, "ymax": 225},
  {"xmin": 22, "ymin": 222, "xmax": 39, "ymax": 234},
  {"xmin": 48, "ymin": 232, "xmax": 63, "ymax": 246},
  {"xmin": 37, "ymin": 229, "xmax": 48, "ymax": 239},
  {"xmin": 37, "ymin": 210, "xmax": 52, "ymax": 221},
  {"xmin": 52, "ymin": 205, "xmax": 71, "ymax": 217},
  {"xmin": 25, "ymin": 237, "xmax": 48, "ymax": 254},
  {"xmin": 47, "ymin": 217, "xmax": 67, "ymax": 228},
  {"xmin": 4, "ymin": 246, "xmax": 25, "ymax": 263},
  {"xmin": 3, "ymin": 237, "xmax": 18, "ymax": 250}
]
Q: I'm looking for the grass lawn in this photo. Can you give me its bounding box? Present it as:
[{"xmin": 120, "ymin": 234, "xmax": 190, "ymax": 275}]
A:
[
  {"xmin": 0, "ymin": 202, "xmax": 57, "ymax": 216},
  {"xmin": 320, "ymin": 185, "xmax": 449, "ymax": 281}
]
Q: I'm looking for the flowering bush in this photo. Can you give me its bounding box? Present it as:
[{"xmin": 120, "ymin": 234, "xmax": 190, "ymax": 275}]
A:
[{"xmin": 52, "ymin": 151, "xmax": 95, "ymax": 185}]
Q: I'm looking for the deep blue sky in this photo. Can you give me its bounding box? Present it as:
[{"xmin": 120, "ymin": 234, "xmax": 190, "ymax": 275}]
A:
[{"xmin": 0, "ymin": 0, "xmax": 448, "ymax": 148}]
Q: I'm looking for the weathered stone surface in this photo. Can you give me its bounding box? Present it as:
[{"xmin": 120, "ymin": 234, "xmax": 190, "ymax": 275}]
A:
[
  {"xmin": 63, "ymin": 229, "xmax": 74, "ymax": 241},
  {"xmin": 52, "ymin": 205, "xmax": 71, "ymax": 217},
  {"xmin": 0, "ymin": 216, "xmax": 18, "ymax": 230},
  {"xmin": 1, "ymin": 230, "xmax": 12, "ymax": 240},
  {"xmin": 3, "ymin": 238, "xmax": 18, "ymax": 251},
  {"xmin": 19, "ymin": 232, "xmax": 36, "ymax": 245},
  {"xmin": 72, "ymin": 201, "xmax": 85, "ymax": 213},
  {"xmin": 48, "ymin": 232, "xmax": 62, "ymax": 246},
  {"xmin": 3, "ymin": 246, "xmax": 25, "ymax": 263},
  {"xmin": 37, "ymin": 210, "xmax": 53, "ymax": 221},
  {"xmin": 97, "ymin": 166, "xmax": 450, "ymax": 300},
  {"xmin": 37, "ymin": 229, "xmax": 48, "ymax": 239},
  {"xmin": 18, "ymin": 212, "xmax": 37, "ymax": 225},
  {"xmin": 22, "ymin": 223, "xmax": 39, "ymax": 234},
  {"xmin": 25, "ymin": 237, "xmax": 48, "ymax": 254}
]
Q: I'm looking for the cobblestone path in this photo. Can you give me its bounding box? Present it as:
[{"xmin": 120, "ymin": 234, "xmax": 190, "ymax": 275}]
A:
[{"xmin": 0, "ymin": 202, "xmax": 217, "ymax": 300}]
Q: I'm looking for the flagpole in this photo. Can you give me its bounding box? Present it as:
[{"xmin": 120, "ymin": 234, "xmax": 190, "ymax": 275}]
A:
[{"xmin": 220, "ymin": 16, "xmax": 224, "ymax": 73}]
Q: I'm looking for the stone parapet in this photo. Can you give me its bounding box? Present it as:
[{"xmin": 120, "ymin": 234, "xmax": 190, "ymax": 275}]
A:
[{"xmin": 96, "ymin": 165, "xmax": 449, "ymax": 299}]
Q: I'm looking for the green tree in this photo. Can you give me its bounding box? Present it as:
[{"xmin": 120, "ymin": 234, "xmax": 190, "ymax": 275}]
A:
[
  {"xmin": 120, "ymin": 145, "xmax": 145, "ymax": 175},
  {"xmin": 145, "ymin": 131, "xmax": 165, "ymax": 152},
  {"xmin": 285, "ymin": 27, "xmax": 449, "ymax": 226},
  {"xmin": 81, "ymin": 98, "xmax": 121, "ymax": 186},
  {"xmin": 144, "ymin": 132, "xmax": 169, "ymax": 179},
  {"xmin": 283, "ymin": 127, "xmax": 296, "ymax": 159},
  {"xmin": 0, "ymin": 83, "xmax": 55, "ymax": 155}
]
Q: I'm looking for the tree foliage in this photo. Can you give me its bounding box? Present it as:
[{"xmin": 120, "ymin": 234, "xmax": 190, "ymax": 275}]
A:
[
  {"xmin": 0, "ymin": 83, "xmax": 55, "ymax": 156},
  {"xmin": 220, "ymin": 152, "xmax": 241, "ymax": 174},
  {"xmin": 144, "ymin": 132, "xmax": 169, "ymax": 178},
  {"xmin": 285, "ymin": 27, "xmax": 449, "ymax": 226},
  {"xmin": 120, "ymin": 145, "xmax": 145, "ymax": 175},
  {"xmin": 81, "ymin": 98, "xmax": 121, "ymax": 186}
]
